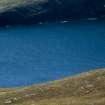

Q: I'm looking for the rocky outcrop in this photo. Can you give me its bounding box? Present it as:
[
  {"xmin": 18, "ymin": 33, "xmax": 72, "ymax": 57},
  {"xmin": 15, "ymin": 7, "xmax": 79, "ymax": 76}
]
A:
[{"xmin": 0, "ymin": 0, "xmax": 105, "ymax": 25}]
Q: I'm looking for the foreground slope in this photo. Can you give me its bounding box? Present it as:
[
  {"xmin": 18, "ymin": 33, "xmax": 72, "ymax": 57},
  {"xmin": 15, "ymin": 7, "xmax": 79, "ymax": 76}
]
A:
[
  {"xmin": 0, "ymin": 0, "xmax": 105, "ymax": 25},
  {"xmin": 0, "ymin": 68, "xmax": 105, "ymax": 105}
]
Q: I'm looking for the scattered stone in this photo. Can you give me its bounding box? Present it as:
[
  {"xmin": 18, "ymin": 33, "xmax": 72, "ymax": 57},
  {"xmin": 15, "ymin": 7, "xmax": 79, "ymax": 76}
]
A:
[
  {"xmin": 86, "ymin": 84, "xmax": 94, "ymax": 88},
  {"xmin": 85, "ymin": 90, "xmax": 91, "ymax": 94},
  {"xmin": 80, "ymin": 86, "xmax": 85, "ymax": 90},
  {"xmin": 4, "ymin": 99, "xmax": 12, "ymax": 104},
  {"xmin": 13, "ymin": 97, "xmax": 18, "ymax": 101}
]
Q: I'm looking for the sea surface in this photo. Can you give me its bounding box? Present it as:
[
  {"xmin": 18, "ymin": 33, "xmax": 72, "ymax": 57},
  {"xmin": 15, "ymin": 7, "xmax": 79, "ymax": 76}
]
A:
[{"xmin": 0, "ymin": 20, "xmax": 105, "ymax": 87}]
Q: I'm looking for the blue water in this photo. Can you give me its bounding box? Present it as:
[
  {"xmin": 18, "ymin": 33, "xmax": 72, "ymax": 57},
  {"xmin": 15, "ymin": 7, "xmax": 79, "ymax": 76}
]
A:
[{"xmin": 0, "ymin": 20, "xmax": 105, "ymax": 87}]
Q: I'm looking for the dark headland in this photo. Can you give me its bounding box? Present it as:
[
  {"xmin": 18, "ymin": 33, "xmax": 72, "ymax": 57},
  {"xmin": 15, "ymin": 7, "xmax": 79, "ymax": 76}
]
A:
[{"xmin": 0, "ymin": 0, "xmax": 105, "ymax": 26}]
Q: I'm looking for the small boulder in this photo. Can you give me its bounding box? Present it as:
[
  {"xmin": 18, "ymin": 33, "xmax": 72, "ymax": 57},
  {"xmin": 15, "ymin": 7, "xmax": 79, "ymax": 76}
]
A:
[{"xmin": 4, "ymin": 99, "xmax": 12, "ymax": 104}]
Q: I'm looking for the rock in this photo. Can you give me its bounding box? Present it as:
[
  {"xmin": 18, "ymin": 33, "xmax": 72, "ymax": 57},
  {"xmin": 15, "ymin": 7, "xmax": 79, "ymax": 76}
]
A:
[
  {"xmin": 80, "ymin": 86, "xmax": 85, "ymax": 90},
  {"xmin": 86, "ymin": 84, "xmax": 94, "ymax": 88},
  {"xmin": 13, "ymin": 97, "xmax": 18, "ymax": 101},
  {"xmin": 4, "ymin": 99, "xmax": 12, "ymax": 104},
  {"xmin": 0, "ymin": 0, "xmax": 105, "ymax": 25}
]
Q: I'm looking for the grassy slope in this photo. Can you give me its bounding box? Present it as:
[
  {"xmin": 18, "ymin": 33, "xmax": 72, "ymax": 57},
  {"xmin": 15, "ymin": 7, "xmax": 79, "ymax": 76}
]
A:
[
  {"xmin": 0, "ymin": 0, "xmax": 45, "ymax": 7},
  {"xmin": 0, "ymin": 0, "xmax": 46, "ymax": 13},
  {"xmin": 0, "ymin": 68, "xmax": 105, "ymax": 105}
]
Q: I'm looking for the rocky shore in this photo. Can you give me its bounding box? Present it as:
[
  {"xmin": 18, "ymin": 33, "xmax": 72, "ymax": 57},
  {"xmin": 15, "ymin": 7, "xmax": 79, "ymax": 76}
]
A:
[{"xmin": 0, "ymin": 68, "xmax": 105, "ymax": 105}]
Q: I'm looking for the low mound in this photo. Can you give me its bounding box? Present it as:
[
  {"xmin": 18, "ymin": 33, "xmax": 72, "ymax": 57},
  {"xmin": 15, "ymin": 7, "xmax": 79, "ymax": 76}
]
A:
[{"xmin": 0, "ymin": 68, "xmax": 105, "ymax": 105}]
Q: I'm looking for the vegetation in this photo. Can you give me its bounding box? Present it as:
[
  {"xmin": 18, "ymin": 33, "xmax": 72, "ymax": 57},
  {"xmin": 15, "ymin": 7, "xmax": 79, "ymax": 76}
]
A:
[
  {"xmin": 0, "ymin": 0, "xmax": 45, "ymax": 9},
  {"xmin": 0, "ymin": 68, "xmax": 105, "ymax": 105}
]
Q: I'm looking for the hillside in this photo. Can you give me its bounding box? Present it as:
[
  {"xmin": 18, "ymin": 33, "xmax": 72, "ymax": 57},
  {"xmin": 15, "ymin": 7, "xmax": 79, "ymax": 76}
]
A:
[
  {"xmin": 0, "ymin": 68, "xmax": 105, "ymax": 105},
  {"xmin": 0, "ymin": 0, "xmax": 105, "ymax": 25}
]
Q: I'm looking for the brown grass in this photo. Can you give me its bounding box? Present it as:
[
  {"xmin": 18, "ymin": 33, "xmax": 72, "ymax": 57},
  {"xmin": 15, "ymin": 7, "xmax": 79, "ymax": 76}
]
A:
[{"xmin": 0, "ymin": 68, "xmax": 105, "ymax": 105}]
